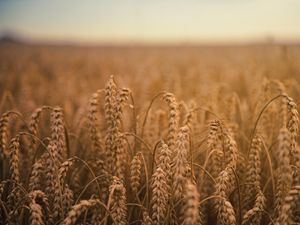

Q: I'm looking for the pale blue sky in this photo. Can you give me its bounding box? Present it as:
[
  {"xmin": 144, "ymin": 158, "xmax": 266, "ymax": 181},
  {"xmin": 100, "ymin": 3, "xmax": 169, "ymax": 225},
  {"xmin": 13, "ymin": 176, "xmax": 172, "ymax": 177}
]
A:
[{"xmin": 0, "ymin": 0, "xmax": 300, "ymax": 43}]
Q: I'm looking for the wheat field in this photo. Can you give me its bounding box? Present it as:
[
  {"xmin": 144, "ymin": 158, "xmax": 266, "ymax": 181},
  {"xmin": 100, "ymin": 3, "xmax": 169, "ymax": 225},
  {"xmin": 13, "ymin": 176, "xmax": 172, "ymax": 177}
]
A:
[{"xmin": 0, "ymin": 42, "xmax": 300, "ymax": 225}]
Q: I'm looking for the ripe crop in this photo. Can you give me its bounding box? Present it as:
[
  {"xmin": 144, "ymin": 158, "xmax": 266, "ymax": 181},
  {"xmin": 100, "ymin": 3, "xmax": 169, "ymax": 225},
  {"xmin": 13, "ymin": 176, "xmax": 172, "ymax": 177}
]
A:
[{"xmin": 0, "ymin": 43, "xmax": 300, "ymax": 224}]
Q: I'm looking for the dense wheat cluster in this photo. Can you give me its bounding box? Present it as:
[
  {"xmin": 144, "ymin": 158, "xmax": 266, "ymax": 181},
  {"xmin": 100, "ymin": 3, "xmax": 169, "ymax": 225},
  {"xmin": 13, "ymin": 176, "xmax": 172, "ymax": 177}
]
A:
[{"xmin": 1, "ymin": 43, "xmax": 300, "ymax": 224}]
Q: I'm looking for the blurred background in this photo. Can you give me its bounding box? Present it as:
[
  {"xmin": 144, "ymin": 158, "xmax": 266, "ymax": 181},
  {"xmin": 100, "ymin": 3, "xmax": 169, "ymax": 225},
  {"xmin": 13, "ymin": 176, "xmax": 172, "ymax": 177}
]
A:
[
  {"xmin": 0, "ymin": 0, "xmax": 300, "ymax": 120},
  {"xmin": 1, "ymin": 0, "xmax": 300, "ymax": 45}
]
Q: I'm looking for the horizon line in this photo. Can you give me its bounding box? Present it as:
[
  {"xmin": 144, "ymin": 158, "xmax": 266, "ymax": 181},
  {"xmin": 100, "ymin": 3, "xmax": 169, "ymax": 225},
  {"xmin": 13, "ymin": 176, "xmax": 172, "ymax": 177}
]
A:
[{"xmin": 1, "ymin": 30, "xmax": 300, "ymax": 47}]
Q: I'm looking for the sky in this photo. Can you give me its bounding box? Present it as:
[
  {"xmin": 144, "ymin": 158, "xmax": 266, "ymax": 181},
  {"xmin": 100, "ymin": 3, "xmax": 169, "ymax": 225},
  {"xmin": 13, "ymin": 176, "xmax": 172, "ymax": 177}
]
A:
[{"xmin": 0, "ymin": 0, "xmax": 300, "ymax": 44}]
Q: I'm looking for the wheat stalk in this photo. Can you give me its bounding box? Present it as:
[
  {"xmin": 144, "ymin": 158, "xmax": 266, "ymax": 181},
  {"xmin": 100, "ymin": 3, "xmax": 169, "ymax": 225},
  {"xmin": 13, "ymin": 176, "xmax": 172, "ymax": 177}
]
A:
[
  {"xmin": 274, "ymin": 185, "xmax": 300, "ymax": 225},
  {"xmin": 173, "ymin": 126, "xmax": 190, "ymax": 201},
  {"xmin": 151, "ymin": 167, "xmax": 168, "ymax": 225},
  {"xmin": 163, "ymin": 92, "xmax": 179, "ymax": 155},
  {"xmin": 182, "ymin": 180, "xmax": 202, "ymax": 225},
  {"xmin": 242, "ymin": 190, "xmax": 266, "ymax": 225},
  {"xmin": 61, "ymin": 199, "xmax": 99, "ymax": 225},
  {"xmin": 0, "ymin": 112, "xmax": 10, "ymax": 158},
  {"xmin": 50, "ymin": 106, "xmax": 66, "ymax": 162},
  {"xmin": 108, "ymin": 176, "xmax": 127, "ymax": 225},
  {"xmin": 130, "ymin": 151, "xmax": 142, "ymax": 193},
  {"xmin": 275, "ymin": 128, "xmax": 293, "ymax": 217}
]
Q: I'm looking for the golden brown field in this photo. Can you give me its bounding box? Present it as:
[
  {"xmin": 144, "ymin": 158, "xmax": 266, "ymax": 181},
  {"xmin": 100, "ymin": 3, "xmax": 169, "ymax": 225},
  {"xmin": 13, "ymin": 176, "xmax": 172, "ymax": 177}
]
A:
[{"xmin": 0, "ymin": 42, "xmax": 300, "ymax": 225}]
